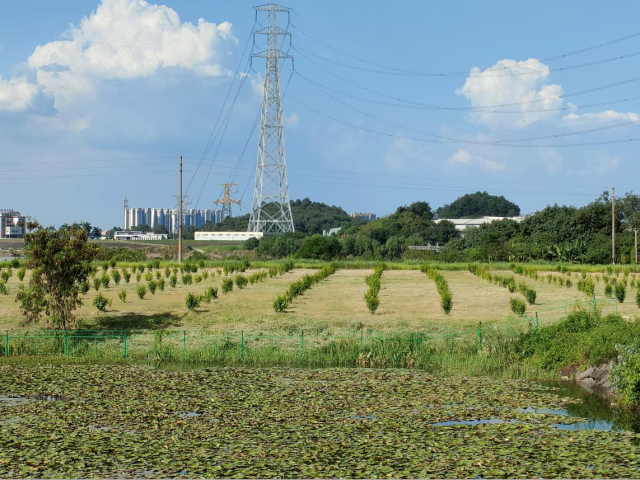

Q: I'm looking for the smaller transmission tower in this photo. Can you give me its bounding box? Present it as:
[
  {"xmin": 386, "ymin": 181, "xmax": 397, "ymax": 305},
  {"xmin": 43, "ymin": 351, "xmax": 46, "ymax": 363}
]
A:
[{"xmin": 215, "ymin": 183, "xmax": 241, "ymax": 220}]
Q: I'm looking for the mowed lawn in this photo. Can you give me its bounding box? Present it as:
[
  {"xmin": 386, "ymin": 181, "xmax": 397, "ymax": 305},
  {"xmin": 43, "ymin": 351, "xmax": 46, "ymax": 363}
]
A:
[{"xmin": 1, "ymin": 266, "xmax": 633, "ymax": 336}]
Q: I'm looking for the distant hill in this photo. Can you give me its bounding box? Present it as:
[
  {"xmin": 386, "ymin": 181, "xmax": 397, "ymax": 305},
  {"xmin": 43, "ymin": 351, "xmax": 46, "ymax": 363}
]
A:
[
  {"xmin": 201, "ymin": 198, "xmax": 354, "ymax": 235},
  {"xmin": 436, "ymin": 191, "xmax": 520, "ymax": 219}
]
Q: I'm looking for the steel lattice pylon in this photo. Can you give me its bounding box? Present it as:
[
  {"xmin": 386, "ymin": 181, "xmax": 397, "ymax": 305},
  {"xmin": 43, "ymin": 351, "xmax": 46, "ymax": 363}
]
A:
[{"xmin": 248, "ymin": 4, "xmax": 295, "ymax": 234}]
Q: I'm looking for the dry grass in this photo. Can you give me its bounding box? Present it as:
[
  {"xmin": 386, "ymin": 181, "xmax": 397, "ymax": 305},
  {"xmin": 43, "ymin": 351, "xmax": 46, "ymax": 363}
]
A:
[{"xmin": 0, "ymin": 267, "xmax": 637, "ymax": 338}]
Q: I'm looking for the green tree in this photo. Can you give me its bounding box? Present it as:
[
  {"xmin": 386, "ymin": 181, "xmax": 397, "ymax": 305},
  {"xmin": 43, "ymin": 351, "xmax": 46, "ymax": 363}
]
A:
[
  {"xmin": 16, "ymin": 222, "xmax": 98, "ymax": 329},
  {"xmin": 436, "ymin": 191, "xmax": 520, "ymax": 218}
]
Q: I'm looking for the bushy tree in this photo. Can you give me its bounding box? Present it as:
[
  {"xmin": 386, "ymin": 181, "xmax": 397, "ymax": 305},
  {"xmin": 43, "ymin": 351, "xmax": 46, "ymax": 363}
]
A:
[{"xmin": 16, "ymin": 222, "xmax": 97, "ymax": 329}]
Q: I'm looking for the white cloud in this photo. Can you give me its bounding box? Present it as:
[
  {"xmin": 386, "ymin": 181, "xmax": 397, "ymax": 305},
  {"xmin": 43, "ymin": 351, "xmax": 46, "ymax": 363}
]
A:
[
  {"xmin": 584, "ymin": 150, "xmax": 620, "ymax": 174},
  {"xmin": 539, "ymin": 148, "xmax": 562, "ymax": 175},
  {"xmin": 563, "ymin": 110, "xmax": 640, "ymax": 126},
  {"xmin": 383, "ymin": 137, "xmax": 432, "ymax": 170},
  {"xmin": 447, "ymin": 148, "xmax": 505, "ymax": 171},
  {"xmin": 285, "ymin": 113, "xmax": 299, "ymax": 127},
  {"xmin": 0, "ymin": 76, "xmax": 41, "ymax": 111},
  {"xmin": 457, "ymin": 59, "xmax": 563, "ymax": 129},
  {"xmin": 27, "ymin": 0, "xmax": 236, "ymax": 108}
]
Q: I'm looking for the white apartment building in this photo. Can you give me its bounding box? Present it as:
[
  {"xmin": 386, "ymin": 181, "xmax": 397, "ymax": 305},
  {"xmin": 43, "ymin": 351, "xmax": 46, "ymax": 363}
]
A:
[{"xmin": 0, "ymin": 210, "xmax": 26, "ymax": 239}]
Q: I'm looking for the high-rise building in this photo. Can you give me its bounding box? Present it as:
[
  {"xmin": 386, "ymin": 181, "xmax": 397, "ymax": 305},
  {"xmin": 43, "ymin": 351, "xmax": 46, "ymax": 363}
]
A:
[
  {"xmin": 122, "ymin": 202, "xmax": 222, "ymax": 233},
  {"xmin": 350, "ymin": 212, "xmax": 377, "ymax": 222}
]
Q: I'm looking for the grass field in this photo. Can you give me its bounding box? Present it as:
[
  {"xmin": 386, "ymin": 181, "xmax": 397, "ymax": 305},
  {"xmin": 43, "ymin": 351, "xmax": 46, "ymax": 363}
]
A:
[
  {"xmin": 0, "ymin": 264, "xmax": 635, "ymax": 336},
  {"xmin": 0, "ymin": 363, "xmax": 638, "ymax": 478}
]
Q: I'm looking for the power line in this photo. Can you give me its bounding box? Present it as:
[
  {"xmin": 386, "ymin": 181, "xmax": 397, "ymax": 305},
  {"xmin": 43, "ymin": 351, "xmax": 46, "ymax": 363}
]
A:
[
  {"xmin": 287, "ymin": 93, "xmax": 640, "ymax": 148},
  {"xmin": 287, "ymin": 79, "xmax": 640, "ymax": 146},
  {"xmin": 296, "ymin": 49, "xmax": 640, "ymax": 110},
  {"xmin": 0, "ymin": 156, "xmax": 176, "ymax": 167},
  {"xmin": 293, "ymin": 69, "xmax": 640, "ymax": 114},
  {"xmin": 293, "ymin": 44, "xmax": 640, "ymax": 78}
]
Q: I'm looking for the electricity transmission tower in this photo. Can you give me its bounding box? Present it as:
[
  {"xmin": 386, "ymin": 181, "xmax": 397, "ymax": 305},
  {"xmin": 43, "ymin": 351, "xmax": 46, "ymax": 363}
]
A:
[
  {"xmin": 215, "ymin": 183, "xmax": 241, "ymax": 220},
  {"xmin": 247, "ymin": 4, "xmax": 295, "ymax": 234}
]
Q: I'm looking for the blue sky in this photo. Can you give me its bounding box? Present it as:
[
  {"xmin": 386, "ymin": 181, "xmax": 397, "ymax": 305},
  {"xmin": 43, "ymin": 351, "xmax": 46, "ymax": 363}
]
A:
[{"xmin": 2, "ymin": 0, "xmax": 640, "ymax": 229}]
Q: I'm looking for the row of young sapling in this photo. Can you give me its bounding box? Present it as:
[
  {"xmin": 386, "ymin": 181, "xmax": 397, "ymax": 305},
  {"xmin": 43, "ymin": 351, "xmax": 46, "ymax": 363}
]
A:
[
  {"xmin": 364, "ymin": 264, "xmax": 386, "ymax": 314},
  {"xmin": 420, "ymin": 264, "xmax": 453, "ymax": 315},
  {"xmin": 468, "ymin": 264, "xmax": 536, "ymax": 316},
  {"xmin": 273, "ymin": 263, "xmax": 337, "ymax": 312}
]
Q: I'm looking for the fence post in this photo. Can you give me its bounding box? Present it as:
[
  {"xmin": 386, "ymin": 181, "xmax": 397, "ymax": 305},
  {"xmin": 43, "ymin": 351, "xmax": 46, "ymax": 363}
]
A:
[
  {"xmin": 449, "ymin": 336, "xmax": 454, "ymax": 354},
  {"xmin": 212, "ymin": 335, "xmax": 216, "ymax": 354},
  {"xmin": 300, "ymin": 331, "xmax": 304, "ymax": 355},
  {"xmin": 360, "ymin": 329, "xmax": 364, "ymax": 349},
  {"xmin": 36, "ymin": 337, "xmax": 39, "ymax": 356},
  {"xmin": 240, "ymin": 331, "xmax": 245, "ymax": 358},
  {"xmin": 64, "ymin": 331, "xmax": 69, "ymax": 356},
  {"xmin": 4, "ymin": 330, "xmax": 8, "ymax": 357},
  {"xmin": 476, "ymin": 327, "xmax": 482, "ymax": 349},
  {"xmin": 182, "ymin": 331, "xmax": 187, "ymax": 361},
  {"xmin": 592, "ymin": 293, "xmax": 597, "ymax": 316},
  {"xmin": 535, "ymin": 312, "xmax": 540, "ymax": 333},
  {"xmin": 123, "ymin": 332, "xmax": 128, "ymax": 359}
]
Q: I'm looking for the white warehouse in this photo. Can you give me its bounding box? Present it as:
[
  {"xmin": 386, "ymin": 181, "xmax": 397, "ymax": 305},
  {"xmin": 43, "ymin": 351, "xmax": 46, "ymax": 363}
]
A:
[{"xmin": 195, "ymin": 232, "xmax": 264, "ymax": 242}]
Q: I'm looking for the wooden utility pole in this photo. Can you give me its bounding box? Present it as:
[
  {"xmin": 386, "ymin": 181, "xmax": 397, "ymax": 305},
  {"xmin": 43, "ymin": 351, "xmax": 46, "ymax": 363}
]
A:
[
  {"xmin": 612, "ymin": 187, "xmax": 616, "ymax": 265},
  {"xmin": 635, "ymin": 229, "xmax": 639, "ymax": 265},
  {"xmin": 178, "ymin": 155, "xmax": 183, "ymax": 264}
]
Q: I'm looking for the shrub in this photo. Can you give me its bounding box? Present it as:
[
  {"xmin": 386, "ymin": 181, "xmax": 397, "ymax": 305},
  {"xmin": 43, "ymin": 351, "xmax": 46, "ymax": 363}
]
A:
[
  {"xmin": 112, "ymin": 270, "xmax": 121, "ymax": 285},
  {"xmin": 123, "ymin": 269, "xmax": 131, "ymax": 283},
  {"xmin": 510, "ymin": 297, "xmax": 526, "ymax": 316},
  {"xmin": 136, "ymin": 285, "xmax": 147, "ymax": 299},
  {"xmin": 148, "ymin": 280, "xmax": 157, "ymax": 295},
  {"xmin": 79, "ymin": 280, "xmax": 89, "ymax": 294},
  {"xmin": 145, "ymin": 272, "xmax": 153, "ymax": 282},
  {"xmin": 637, "ymin": 290, "xmax": 640, "ymax": 308},
  {"xmin": 136, "ymin": 273, "xmax": 142, "ymax": 283},
  {"xmin": 101, "ymin": 262, "xmax": 109, "ymax": 272},
  {"xmin": 235, "ymin": 275, "xmax": 248, "ymax": 289},
  {"xmin": 222, "ymin": 278, "xmax": 234, "ymax": 294},
  {"xmin": 577, "ymin": 278, "xmax": 595, "ymax": 297},
  {"xmin": 194, "ymin": 274, "xmax": 203, "ymax": 283},
  {"xmin": 0, "ymin": 282, "xmax": 7, "ymax": 295},
  {"xmin": 202, "ymin": 270, "xmax": 209, "ymax": 281},
  {"xmin": 17, "ymin": 268, "xmax": 26, "ymax": 282},
  {"xmin": 566, "ymin": 279, "xmax": 572, "ymax": 288},
  {"xmin": 615, "ymin": 282, "xmax": 627, "ymax": 304},
  {"xmin": 524, "ymin": 288, "xmax": 537, "ymax": 305},
  {"xmin": 170, "ymin": 275, "xmax": 178, "ymax": 288},
  {"xmin": 100, "ymin": 273, "xmax": 110, "ymax": 289},
  {"xmin": 182, "ymin": 274, "xmax": 193, "ymax": 285},
  {"xmin": 165, "ymin": 267, "xmax": 171, "ymax": 278},
  {"xmin": 93, "ymin": 293, "xmax": 111, "ymax": 312},
  {"xmin": 158, "ymin": 279, "xmax": 165, "ymax": 291},
  {"xmin": 273, "ymin": 295, "xmax": 289, "ymax": 313},
  {"xmin": 155, "ymin": 270, "xmax": 162, "ymax": 280},
  {"xmin": 273, "ymin": 263, "xmax": 337, "ymax": 312},
  {"xmin": 203, "ymin": 286, "xmax": 218, "ymax": 302},
  {"xmin": 364, "ymin": 265, "xmax": 385, "ymax": 314},
  {"xmin": 613, "ymin": 346, "xmax": 640, "ymax": 405},
  {"xmin": 185, "ymin": 292, "xmax": 201, "ymax": 311},
  {"xmin": 604, "ymin": 283, "xmax": 613, "ymax": 298},
  {"xmin": 118, "ymin": 290, "xmax": 127, "ymax": 303},
  {"xmin": 0, "ymin": 271, "xmax": 9, "ymax": 283},
  {"xmin": 92, "ymin": 277, "xmax": 101, "ymax": 291}
]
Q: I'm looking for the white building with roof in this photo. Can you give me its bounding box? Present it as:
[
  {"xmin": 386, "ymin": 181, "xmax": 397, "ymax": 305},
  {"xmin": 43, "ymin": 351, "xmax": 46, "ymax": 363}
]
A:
[{"xmin": 435, "ymin": 216, "xmax": 527, "ymax": 233}]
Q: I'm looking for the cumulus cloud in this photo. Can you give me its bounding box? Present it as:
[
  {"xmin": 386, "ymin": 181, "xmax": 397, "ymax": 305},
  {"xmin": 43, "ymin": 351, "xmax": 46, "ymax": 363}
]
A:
[
  {"xmin": 584, "ymin": 150, "xmax": 620, "ymax": 174},
  {"xmin": 457, "ymin": 59, "xmax": 563, "ymax": 129},
  {"xmin": 563, "ymin": 110, "xmax": 640, "ymax": 126},
  {"xmin": 0, "ymin": 76, "xmax": 41, "ymax": 111},
  {"xmin": 447, "ymin": 148, "xmax": 505, "ymax": 171},
  {"xmin": 539, "ymin": 148, "xmax": 562, "ymax": 175},
  {"xmin": 383, "ymin": 137, "xmax": 432, "ymax": 170},
  {"xmin": 285, "ymin": 113, "xmax": 299, "ymax": 127},
  {"xmin": 27, "ymin": 0, "xmax": 236, "ymax": 108}
]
